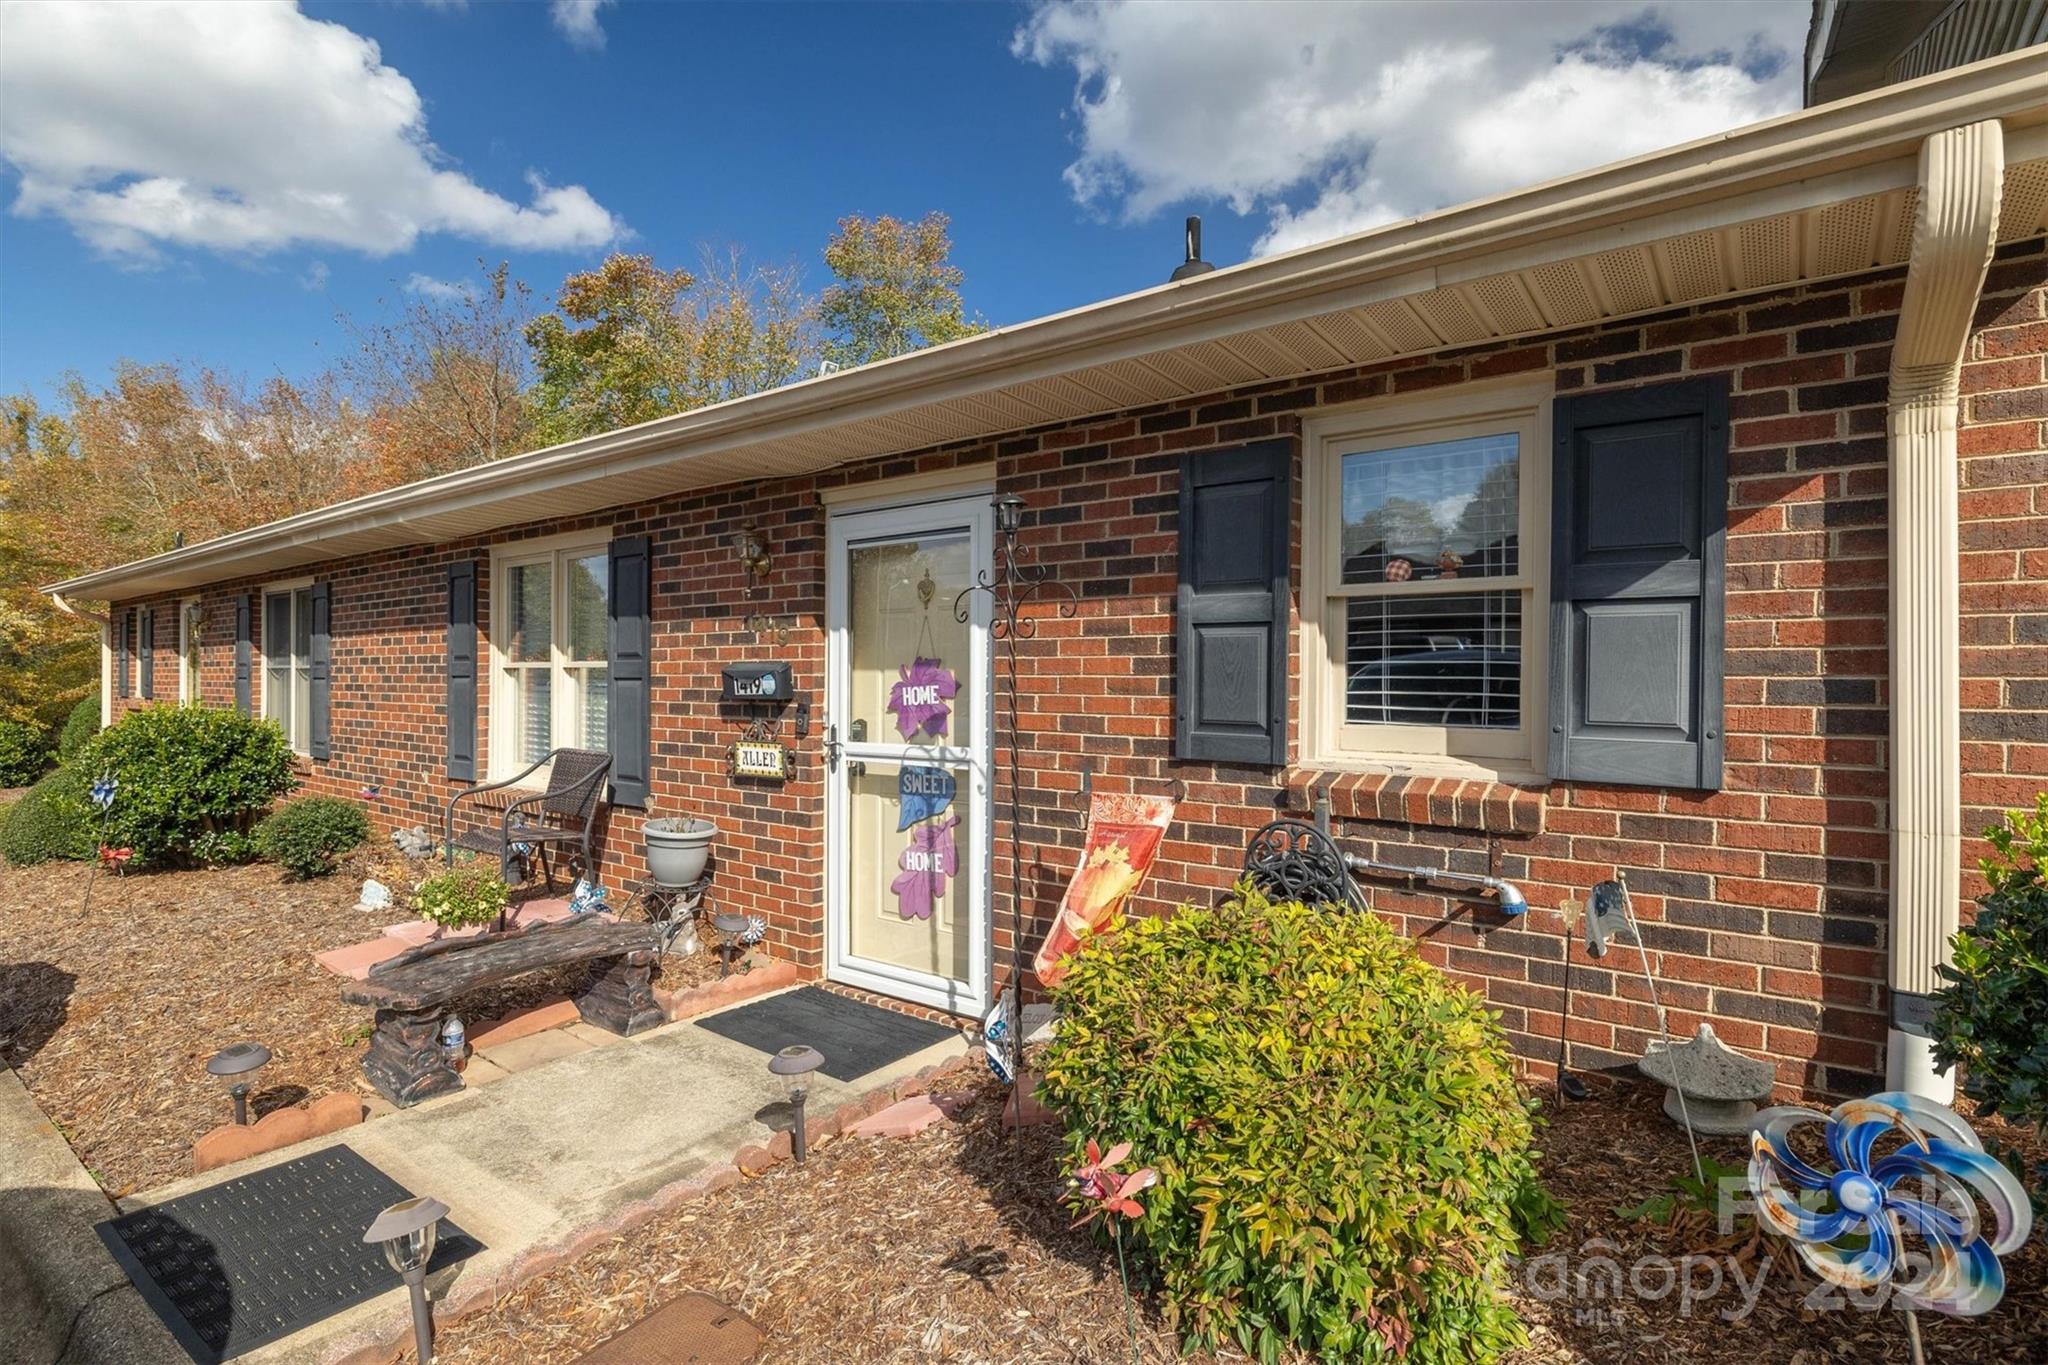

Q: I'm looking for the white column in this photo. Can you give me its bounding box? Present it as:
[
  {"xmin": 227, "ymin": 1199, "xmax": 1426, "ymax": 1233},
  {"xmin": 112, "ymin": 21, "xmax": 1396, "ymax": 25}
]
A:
[{"xmin": 1886, "ymin": 120, "xmax": 2003, "ymax": 1099}]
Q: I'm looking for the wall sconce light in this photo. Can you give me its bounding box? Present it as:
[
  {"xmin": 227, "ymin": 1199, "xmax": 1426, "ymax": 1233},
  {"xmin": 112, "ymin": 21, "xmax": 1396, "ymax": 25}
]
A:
[
  {"xmin": 364, "ymin": 1194, "xmax": 448, "ymax": 1363},
  {"xmin": 206, "ymin": 1042, "xmax": 270, "ymax": 1126},
  {"xmin": 768, "ymin": 1044, "xmax": 825, "ymax": 1163},
  {"xmin": 730, "ymin": 525, "xmax": 771, "ymax": 588}
]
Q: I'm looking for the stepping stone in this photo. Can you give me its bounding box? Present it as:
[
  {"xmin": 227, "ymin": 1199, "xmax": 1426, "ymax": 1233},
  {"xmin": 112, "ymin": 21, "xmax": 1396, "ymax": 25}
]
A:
[
  {"xmin": 846, "ymin": 1097, "xmax": 950, "ymax": 1139},
  {"xmin": 574, "ymin": 1291, "xmax": 761, "ymax": 1364},
  {"xmin": 313, "ymin": 935, "xmax": 410, "ymax": 981}
]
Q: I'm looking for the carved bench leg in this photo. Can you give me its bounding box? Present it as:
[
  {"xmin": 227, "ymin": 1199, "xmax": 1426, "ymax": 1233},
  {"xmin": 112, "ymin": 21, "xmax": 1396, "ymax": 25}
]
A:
[
  {"xmin": 577, "ymin": 949, "xmax": 664, "ymax": 1036},
  {"xmin": 362, "ymin": 1005, "xmax": 462, "ymax": 1108}
]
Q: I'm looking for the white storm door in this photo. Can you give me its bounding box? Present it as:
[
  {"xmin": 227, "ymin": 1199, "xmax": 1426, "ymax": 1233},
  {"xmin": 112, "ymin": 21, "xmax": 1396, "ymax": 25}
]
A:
[{"xmin": 824, "ymin": 495, "xmax": 992, "ymax": 1014}]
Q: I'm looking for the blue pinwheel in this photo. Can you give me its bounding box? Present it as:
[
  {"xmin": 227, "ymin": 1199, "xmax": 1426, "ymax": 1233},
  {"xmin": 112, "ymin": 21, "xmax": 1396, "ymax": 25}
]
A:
[
  {"xmin": 89, "ymin": 776, "xmax": 117, "ymax": 811},
  {"xmin": 1749, "ymin": 1090, "xmax": 2031, "ymax": 1318},
  {"xmin": 568, "ymin": 877, "xmax": 609, "ymax": 915}
]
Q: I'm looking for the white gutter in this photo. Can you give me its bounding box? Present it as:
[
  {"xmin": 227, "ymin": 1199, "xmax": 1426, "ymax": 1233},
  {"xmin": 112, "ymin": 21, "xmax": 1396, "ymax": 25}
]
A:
[
  {"xmin": 40, "ymin": 47, "xmax": 2048, "ymax": 604},
  {"xmin": 1885, "ymin": 119, "xmax": 2004, "ymax": 1099}
]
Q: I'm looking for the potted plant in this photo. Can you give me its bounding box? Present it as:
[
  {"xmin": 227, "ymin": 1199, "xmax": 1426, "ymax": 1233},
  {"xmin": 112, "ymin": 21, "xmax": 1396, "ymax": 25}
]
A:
[{"xmin": 643, "ymin": 814, "xmax": 716, "ymax": 888}]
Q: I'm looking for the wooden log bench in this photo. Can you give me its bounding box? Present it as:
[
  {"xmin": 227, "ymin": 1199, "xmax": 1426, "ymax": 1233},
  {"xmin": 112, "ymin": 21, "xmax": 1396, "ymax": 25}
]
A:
[{"xmin": 341, "ymin": 917, "xmax": 666, "ymax": 1107}]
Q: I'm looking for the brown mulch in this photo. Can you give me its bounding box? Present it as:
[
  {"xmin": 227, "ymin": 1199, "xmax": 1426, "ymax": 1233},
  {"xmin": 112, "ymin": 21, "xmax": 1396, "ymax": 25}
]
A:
[
  {"xmin": 0, "ymin": 850, "xmax": 722, "ymax": 1196},
  {"xmin": 425, "ymin": 1068, "xmax": 2048, "ymax": 1365}
]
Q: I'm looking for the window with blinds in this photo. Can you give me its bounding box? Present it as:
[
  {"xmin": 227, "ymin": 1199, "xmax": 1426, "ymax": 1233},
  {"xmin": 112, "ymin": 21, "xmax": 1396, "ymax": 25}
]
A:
[
  {"xmin": 1304, "ymin": 383, "xmax": 1548, "ymax": 773},
  {"xmin": 262, "ymin": 585, "xmax": 314, "ymax": 752},
  {"xmin": 491, "ymin": 543, "xmax": 610, "ymax": 779}
]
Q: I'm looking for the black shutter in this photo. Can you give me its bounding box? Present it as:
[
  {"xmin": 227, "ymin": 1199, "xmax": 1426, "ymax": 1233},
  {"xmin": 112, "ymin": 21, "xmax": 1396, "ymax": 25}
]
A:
[
  {"xmin": 308, "ymin": 581, "xmax": 332, "ymax": 760},
  {"xmin": 234, "ymin": 595, "xmax": 252, "ymax": 716},
  {"xmin": 1176, "ymin": 439, "xmax": 1291, "ymax": 764},
  {"xmin": 114, "ymin": 611, "xmax": 130, "ymax": 699},
  {"xmin": 607, "ymin": 535, "xmax": 652, "ymax": 808},
  {"xmin": 446, "ymin": 561, "xmax": 478, "ymax": 782},
  {"xmin": 1549, "ymin": 376, "xmax": 1728, "ymax": 790},
  {"xmin": 138, "ymin": 608, "xmax": 153, "ymax": 700}
]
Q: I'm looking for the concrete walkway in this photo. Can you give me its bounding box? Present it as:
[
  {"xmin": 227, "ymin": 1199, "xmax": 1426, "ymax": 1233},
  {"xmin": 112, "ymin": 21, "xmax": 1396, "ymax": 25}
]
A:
[{"xmin": 117, "ymin": 990, "xmax": 966, "ymax": 1363}]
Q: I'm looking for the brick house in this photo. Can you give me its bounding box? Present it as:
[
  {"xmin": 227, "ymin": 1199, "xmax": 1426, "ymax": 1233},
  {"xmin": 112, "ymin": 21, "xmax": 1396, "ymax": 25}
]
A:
[{"xmin": 45, "ymin": 51, "xmax": 2048, "ymax": 1101}]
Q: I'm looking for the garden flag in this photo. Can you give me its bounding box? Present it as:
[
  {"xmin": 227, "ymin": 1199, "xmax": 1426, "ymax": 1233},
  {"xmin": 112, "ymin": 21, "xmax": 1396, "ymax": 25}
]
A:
[
  {"xmin": 1033, "ymin": 792, "xmax": 1176, "ymax": 987},
  {"xmin": 891, "ymin": 813, "xmax": 960, "ymax": 920},
  {"xmin": 887, "ymin": 657, "xmax": 958, "ymax": 740}
]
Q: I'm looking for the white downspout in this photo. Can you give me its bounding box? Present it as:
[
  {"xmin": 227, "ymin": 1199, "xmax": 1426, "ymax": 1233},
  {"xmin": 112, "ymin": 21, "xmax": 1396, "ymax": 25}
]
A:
[
  {"xmin": 1886, "ymin": 120, "xmax": 2003, "ymax": 1099},
  {"xmin": 48, "ymin": 592, "xmax": 113, "ymax": 731}
]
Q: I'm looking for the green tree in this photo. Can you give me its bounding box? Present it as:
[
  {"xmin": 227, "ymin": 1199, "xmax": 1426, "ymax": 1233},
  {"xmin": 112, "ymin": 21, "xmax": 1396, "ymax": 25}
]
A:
[
  {"xmin": 523, "ymin": 251, "xmax": 815, "ymax": 446},
  {"xmin": 0, "ymin": 395, "xmax": 103, "ymax": 732},
  {"xmin": 820, "ymin": 212, "xmax": 983, "ymax": 369}
]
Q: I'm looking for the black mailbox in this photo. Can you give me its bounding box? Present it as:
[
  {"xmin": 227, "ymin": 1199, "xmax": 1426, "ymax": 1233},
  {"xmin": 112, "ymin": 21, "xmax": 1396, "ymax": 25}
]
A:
[{"xmin": 721, "ymin": 662, "xmax": 793, "ymax": 703}]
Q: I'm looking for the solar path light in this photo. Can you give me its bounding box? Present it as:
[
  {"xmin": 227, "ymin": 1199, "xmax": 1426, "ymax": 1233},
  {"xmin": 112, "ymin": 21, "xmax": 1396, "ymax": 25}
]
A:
[
  {"xmin": 206, "ymin": 1042, "xmax": 270, "ymax": 1126},
  {"xmin": 768, "ymin": 1045, "xmax": 825, "ymax": 1163},
  {"xmin": 364, "ymin": 1194, "xmax": 449, "ymax": 1363}
]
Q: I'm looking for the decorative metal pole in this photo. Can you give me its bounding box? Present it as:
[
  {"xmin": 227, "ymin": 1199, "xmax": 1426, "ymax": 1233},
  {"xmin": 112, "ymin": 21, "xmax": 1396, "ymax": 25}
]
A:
[{"xmin": 956, "ymin": 493, "xmax": 1075, "ymax": 1127}]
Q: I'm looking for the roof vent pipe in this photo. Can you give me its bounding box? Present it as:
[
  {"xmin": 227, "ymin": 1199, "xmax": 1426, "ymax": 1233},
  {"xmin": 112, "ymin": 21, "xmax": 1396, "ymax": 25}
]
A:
[{"xmin": 1169, "ymin": 215, "xmax": 1215, "ymax": 281}]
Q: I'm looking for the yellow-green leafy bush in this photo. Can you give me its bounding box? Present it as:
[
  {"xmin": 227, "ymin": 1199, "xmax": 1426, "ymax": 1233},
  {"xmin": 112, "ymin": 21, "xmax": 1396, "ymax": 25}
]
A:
[
  {"xmin": 1042, "ymin": 888, "xmax": 1540, "ymax": 1364},
  {"xmin": 412, "ymin": 863, "xmax": 509, "ymax": 930}
]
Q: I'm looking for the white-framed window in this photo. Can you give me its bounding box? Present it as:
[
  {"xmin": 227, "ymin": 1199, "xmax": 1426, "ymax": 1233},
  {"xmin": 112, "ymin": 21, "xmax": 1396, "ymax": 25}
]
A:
[
  {"xmin": 179, "ymin": 597, "xmax": 203, "ymax": 702},
  {"xmin": 1301, "ymin": 379, "xmax": 1551, "ymax": 779},
  {"xmin": 261, "ymin": 580, "xmax": 315, "ymax": 752},
  {"xmin": 489, "ymin": 536, "xmax": 610, "ymax": 782}
]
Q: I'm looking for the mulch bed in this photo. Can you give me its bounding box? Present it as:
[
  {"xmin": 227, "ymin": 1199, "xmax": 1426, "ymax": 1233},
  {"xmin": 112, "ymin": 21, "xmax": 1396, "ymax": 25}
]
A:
[
  {"xmin": 425, "ymin": 1067, "xmax": 2048, "ymax": 1365},
  {"xmin": 0, "ymin": 849, "xmax": 723, "ymax": 1196}
]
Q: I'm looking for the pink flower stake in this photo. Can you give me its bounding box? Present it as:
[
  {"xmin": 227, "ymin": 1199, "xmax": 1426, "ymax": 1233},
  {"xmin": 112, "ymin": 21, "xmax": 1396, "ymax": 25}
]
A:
[
  {"xmin": 1069, "ymin": 1139, "xmax": 1160, "ymax": 1227},
  {"xmin": 1068, "ymin": 1137, "xmax": 1159, "ymax": 1363}
]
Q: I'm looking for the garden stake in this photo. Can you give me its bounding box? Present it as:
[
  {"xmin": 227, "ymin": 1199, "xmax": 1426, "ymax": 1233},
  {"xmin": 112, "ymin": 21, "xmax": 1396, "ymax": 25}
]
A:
[
  {"xmin": 79, "ymin": 775, "xmax": 118, "ymax": 917},
  {"xmin": 955, "ymin": 493, "xmax": 1074, "ymax": 1131},
  {"xmin": 1114, "ymin": 1224, "xmax": 1139, "ymax": 1365}
]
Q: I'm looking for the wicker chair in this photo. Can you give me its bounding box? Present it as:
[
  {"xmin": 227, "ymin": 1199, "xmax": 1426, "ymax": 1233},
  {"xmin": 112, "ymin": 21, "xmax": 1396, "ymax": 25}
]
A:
[{"xmin": 443, "ymin": 748, "xmax": 613, "ymax": 903}]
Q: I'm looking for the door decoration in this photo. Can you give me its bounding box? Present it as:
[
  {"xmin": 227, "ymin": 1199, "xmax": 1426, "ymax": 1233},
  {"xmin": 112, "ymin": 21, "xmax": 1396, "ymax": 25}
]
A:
[
  {"xmin": 887, "ymin": 657, "xmax": 957, "ymax": 739},
  {"xmin": 897, "ymin": 765, "xmax": 957, "ymax": 831},
  {"xmin": 891, "ymin": 813, "xmax": 959, "ymax": 920},
  {"xmin": 887, "ymin": 562, "xmax": 958, "ymax": 740},
  {"xmin": 1033, "ymin": 792, "xmax": 1177, "ymax": 987}
]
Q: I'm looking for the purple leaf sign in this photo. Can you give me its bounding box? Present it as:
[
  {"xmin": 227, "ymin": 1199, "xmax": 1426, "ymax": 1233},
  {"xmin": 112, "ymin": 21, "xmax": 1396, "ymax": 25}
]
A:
[
  {"xmin": 891, "ymin": 815, "xmax": 959, "ymax": 920},
  {"xmin": 888, "ymin": 656, "xmax": 958, "ymax": 740}
]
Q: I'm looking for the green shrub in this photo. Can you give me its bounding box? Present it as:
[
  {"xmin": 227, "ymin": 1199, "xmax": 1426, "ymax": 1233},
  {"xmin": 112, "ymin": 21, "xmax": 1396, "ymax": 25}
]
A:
[
  {"xmin": 0, "ymin": 766, "xmax": 94, "ymax": 865},
  {"xmin": 1933, "ymin": 795, "xmax": 2048, "ymax": 1196},
  {"xmin": 1043, "ymin": 889, "xmax": 1541, "ymax": 1364},
  {"xmin": 256, "ymin": 796, "xmax": 371, "ymax": 879},
  {"xmin": 0, "ymin": 718, "xmax": 54, "ymax": 787},
  {"xmin": 76, "ymin": 705, "xmax": 297, "ymax": 867},
  {"xmin": 412, "ymin": 863, "xmax": 509, "ymax": 930},
  {"xmin": 57, "ymin": 695, "xmax": 99, "ymax": 763}
]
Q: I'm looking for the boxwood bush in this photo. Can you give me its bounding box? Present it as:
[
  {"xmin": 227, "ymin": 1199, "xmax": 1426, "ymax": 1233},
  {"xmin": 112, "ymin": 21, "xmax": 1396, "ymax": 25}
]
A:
[
  {"xmin": 256, "ymin": 796, "xmax": 371, "ymax": 879},
  {"xmin": 77, "ymin": 705, "xmax": 297, "ymax": 867},
  {"xmin": 0, "ymin": 765, "xmax": 94, "ymax": 865},
  {"xmin": 1933, "ymin": 795, "xmax": 2048, "ymax": 1197},
  {"xmin": 57, "ymin": 695, "xmax": 99, "ymax": 763},
  {"xmin": 1043, "ymin": 888, "xmax": 1541, "ymax": 1364},
  {"xmin": 0, "ymin": 717, "xmax": 54, "ymax": 787}
]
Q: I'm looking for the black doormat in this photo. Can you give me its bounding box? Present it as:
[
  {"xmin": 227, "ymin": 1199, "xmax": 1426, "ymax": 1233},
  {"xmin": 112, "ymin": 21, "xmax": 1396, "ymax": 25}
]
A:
[
  {"xmin": 96, "ymin": 1144, "xmax": 484, "ymax": 1364},
  {"xmin": 692, "ymin": 986, "xmax": 959, "ymax": 1081}
]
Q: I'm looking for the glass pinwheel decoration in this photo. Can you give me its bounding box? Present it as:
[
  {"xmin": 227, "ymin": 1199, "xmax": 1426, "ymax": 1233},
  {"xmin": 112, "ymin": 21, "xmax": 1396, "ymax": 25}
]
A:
[
  {"xmin": 1749, "ymin": 1090, "xmax": 2031, "ymax": 1317},
  {"xmin": 89, "ymin": 776, "xmax": 117, "ymax": 811}
]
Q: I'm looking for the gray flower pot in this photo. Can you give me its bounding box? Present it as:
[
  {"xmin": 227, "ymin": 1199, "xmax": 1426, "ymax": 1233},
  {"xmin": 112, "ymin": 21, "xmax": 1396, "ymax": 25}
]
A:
[{"xmin": 644, "ymin": 816, "xmax": 716, "ymax": 888}]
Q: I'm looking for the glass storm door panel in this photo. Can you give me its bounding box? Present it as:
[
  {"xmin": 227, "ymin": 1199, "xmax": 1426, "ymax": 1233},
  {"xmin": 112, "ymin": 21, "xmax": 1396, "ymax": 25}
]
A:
[{"xmin": 825, "ymin": 496, "xmax": 991, "ymax": 1014}]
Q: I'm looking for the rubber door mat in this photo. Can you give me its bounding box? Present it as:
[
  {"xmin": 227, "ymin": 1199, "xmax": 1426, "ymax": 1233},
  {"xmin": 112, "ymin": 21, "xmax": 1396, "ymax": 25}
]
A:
[
  {"xmin": 97, "ymin": 1144, "xmax": 483, "ymax": 1362},
  {"xmin": 692, "ymin": 985, "xmax": 957, "ymax": 1081}
]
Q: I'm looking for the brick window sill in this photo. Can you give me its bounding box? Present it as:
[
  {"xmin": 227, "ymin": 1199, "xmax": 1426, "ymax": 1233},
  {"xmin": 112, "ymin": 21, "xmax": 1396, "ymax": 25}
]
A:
[{"xmin": 1281, "ymin": 767, "xmax": 1546, "ymax": 836}]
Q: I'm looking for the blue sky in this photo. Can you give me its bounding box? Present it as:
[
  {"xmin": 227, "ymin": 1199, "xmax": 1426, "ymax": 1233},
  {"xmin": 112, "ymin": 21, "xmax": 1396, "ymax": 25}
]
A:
[{"xmin": 0, "ymin": 1, "xmax": 1807, "ymax": 405}]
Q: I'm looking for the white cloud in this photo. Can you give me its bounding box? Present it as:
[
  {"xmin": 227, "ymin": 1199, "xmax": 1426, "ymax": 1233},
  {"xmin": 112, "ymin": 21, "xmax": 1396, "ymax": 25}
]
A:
[
  {"xmin": 1014, "ymin": 1, "xmax": 1806, "ymax": 257},
  {"xmin": 404, "ymin": 272, "xmax": 470, "ymax": 300},
  {"xmin": 549, "ymin": 0, "xmax": 615, "ymax": 51},
  {"xmin": 299, "ymin": 260, "xmax": 331, "ymax": 291},
  {"xmin": 0, "ymin": 1, "xmax": 623, "ymax": 262}
]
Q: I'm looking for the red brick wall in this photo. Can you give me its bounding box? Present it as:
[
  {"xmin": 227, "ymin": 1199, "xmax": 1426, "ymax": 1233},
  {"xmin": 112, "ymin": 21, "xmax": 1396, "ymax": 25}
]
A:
[{"xmin": 106, "ymin": 237, "xmax": 2048, "ymax": 1100}]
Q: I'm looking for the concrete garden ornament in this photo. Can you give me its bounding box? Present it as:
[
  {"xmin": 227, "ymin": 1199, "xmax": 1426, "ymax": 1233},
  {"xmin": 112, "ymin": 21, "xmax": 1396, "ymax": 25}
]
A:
[{"xmin": 1749, "ymin": 1091, "xmax": 2030, "ymax": 1359}]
